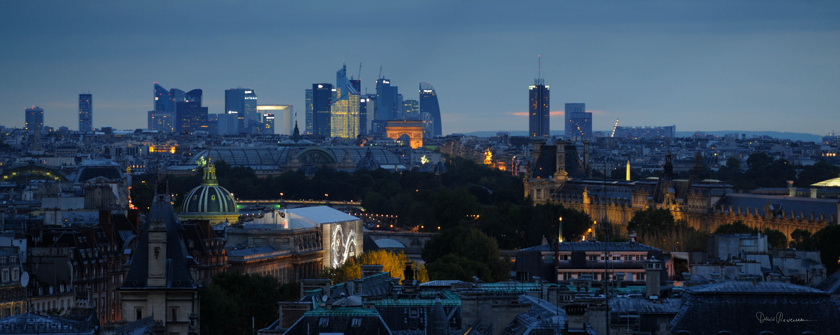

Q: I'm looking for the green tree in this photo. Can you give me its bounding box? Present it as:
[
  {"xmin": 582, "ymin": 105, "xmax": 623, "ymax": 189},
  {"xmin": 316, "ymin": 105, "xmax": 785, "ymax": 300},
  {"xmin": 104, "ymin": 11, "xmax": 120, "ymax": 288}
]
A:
[
  {"xmin": 763, "ymin": 228, "xmax": 788, "ymax": 249},
  {"xmin": 322, "ymin": 250, "xmax": 428, "ymax": 284},
  {"xmin": 200, "ymin": 272, "xmax": 298, "ymax": 335},
  {"xmin": 813, "ymin": 225, "xmax": 840, "ymax": 274},
  {"xmin": 791, "ymin": 229, "xmax": 816, "ymax": 250},
  {"xmin": 422, "ymin": 226, "xmax": 510, "ymax": 282}
]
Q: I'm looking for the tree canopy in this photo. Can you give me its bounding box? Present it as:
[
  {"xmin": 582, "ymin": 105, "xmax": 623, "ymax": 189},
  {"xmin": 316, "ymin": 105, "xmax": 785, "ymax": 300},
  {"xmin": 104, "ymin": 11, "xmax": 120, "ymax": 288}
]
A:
[
  {"xmin": 422, "ymin": 226, "xmax": 510, "ymax": 282},
  {"xmin": 322, "ymin": 250, "xmax": 429, "ymax": 284},
  {"xmin": 200, "ymin": 272, "xmax": 298, "ymax": 335}
]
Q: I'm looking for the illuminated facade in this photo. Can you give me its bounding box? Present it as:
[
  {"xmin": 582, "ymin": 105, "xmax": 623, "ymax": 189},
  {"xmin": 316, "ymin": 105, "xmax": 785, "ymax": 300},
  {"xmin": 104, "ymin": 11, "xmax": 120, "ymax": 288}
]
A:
[
  {"xmin": 385, "ymin": 120, "xmax": 424, "ymax": 149},
  {"xmin": 24, "ymin": 106, "xmax": 44, "ymax": 133},
  {"xmin": 564, "ymin": 103, "xmax": 592, "ymax": 139},
  {"xmin": 419, "ymin": 82, "xmax": 442, "ymax": 137},
  {"xmin": 529, "ymin": 79, "xmax": 550, "ymax": 138},
  {"xmin": 78, "ymin": 93, "xmax": 92, "ymax": 132},
  {"xmin": 330, "ymin": 95, "xmax": 360, "ymax": 139}
]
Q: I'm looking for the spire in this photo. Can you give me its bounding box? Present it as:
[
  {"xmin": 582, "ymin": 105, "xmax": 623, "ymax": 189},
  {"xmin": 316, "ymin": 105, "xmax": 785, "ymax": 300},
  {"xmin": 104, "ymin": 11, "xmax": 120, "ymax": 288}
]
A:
[{"xmin": 291, "ymin": 121, "xmax": 301, "ymax": 142}]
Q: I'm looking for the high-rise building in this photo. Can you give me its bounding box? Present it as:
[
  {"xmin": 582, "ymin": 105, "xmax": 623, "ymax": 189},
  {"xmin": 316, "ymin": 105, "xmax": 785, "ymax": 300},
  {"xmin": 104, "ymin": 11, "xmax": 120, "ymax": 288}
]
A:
[
  {"xmin": 225, "ymin": 88, "xmax": 258, "ymax": 134},
  {"xmin": 564, "ymin": 103, "xmax": 592, "ymax": 139},
  {"xmin": 305, "ymin": 89, "xmax": 313, "ymax": 135},
  {"xmin": 257, "ymin": 105, "xmax": 294, "ymax": 135},
  {"xmin": 528, "ymin": 79, "xmax": 550, "ymax": 138},
  {"xmin": 312, "ymin": 83, "xmax": 333, "ymax": 137},
  {"xmin": 175, "ymin": 89, "xmax": 208, "ymax": 134},
  {"xmin": 373, "ymin": 78, "xmax": 399, "ymax": 135},
  {"xmin": 154, "ymin": 83, "xmax": 171, "ymax": 113},
  {"xmin": 330, "ymin": 65, "xmax": 361, "ymax": 139},
  {"xmin": 419, "ymin": 82, "xmax": 442, "ymax": 137},
  {"xmin": 79, "ymin": 93, "xmax": 92, "ymax": 132},
  {"xmin": 402, "ymin": 99, "xmax": 419, "ymax": 120},
  {"xmin": 359, "ymin": 94, "xmax": 374, "ymax": 136},
  {"xmin": 25, "ymin": 106, "xmax": 44, "ymax": 133},
  {"xmin": 150, "ymin": 83, "xmax": 200, "ymax": 133}
]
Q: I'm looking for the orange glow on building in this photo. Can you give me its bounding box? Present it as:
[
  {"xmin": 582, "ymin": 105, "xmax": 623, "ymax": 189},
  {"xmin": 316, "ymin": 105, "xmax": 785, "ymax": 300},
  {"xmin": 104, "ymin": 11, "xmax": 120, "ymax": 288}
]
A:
[{"xmin": 384, "ymin": 120, "xmax": 424, "ymax": 149}]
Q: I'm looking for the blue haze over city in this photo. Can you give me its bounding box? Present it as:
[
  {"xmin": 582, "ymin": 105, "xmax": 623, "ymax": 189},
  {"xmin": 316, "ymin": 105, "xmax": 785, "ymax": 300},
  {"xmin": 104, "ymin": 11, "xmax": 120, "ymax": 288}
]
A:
[{"xmin": 1, "ymin": 1, "xmax": 839, "ymax": 136}]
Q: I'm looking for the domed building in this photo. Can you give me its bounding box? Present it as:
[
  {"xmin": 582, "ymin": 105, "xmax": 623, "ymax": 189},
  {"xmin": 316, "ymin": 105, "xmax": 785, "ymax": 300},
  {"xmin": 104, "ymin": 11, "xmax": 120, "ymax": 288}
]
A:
[{"xmin": 178, "ymin": 162, "xmax": 239, "ymax": 226}]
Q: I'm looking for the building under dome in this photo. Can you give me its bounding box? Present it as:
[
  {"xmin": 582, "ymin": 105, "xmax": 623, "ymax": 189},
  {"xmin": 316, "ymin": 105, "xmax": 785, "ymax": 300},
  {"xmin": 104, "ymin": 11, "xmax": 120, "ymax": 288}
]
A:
[{"xmin": 178, "ymin": 162, "xmax": 239, "ymax": 226}]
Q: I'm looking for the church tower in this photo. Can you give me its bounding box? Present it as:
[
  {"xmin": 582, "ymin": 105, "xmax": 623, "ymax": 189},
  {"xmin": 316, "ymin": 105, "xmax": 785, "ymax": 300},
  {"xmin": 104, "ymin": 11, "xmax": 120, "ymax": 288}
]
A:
[{"xmin": 120, "ymin": 177, "xmax": 199, "ymax": 334}]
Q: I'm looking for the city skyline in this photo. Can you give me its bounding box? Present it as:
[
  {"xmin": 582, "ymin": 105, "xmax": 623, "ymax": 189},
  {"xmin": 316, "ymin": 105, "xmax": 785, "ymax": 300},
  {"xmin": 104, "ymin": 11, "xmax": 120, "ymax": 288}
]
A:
[{"xmin": 1, "ymin": 1, "xmax": 838, "ymax": 135}]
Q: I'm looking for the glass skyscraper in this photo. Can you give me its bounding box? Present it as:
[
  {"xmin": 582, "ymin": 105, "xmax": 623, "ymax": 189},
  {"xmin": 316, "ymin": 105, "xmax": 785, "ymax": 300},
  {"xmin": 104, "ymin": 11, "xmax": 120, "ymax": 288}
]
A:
[
  {"xmin": 225, "ymin": 88, "xmax": 258, "ymax": 134},
  {"xmin": 529, "ymin": 79, "xmax": 550, "ymax": 138},
  {"xmin": 331, "ymin": 65, "xmax": 361, "ymax": 138},
  {"xmin": 312, "ymin": 83, "xmax": 333, "ymax": 136},
  {"xmin": 419, "ymin": 82, "xmax": 442, "ymax": 137},
  {"xmin": 79, "ymin": 93, "xmax": 92, "ymax": 132},
  {"xmin": 565, "ymin": 103, "xmax": 592, "ymax": 139}
]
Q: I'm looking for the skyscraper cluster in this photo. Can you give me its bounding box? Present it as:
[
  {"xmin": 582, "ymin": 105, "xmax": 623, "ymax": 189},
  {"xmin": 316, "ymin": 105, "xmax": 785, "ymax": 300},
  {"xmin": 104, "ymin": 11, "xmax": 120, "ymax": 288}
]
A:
[
  {"xmin": 146, "ymin": 83, "xmax": 292, "ymax": 135},
  {"xmin": 305, "ymin": 64, "xmax": 442, "ymax": 139}
]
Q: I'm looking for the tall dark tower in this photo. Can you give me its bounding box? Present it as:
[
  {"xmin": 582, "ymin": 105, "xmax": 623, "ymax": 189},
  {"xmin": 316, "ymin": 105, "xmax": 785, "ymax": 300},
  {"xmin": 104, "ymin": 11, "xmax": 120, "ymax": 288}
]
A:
[
  {"xmin": 79, "ymin": 93, "xmax": 92, "ymax": 132},
  {"xmin": 311, "ymin": 83, "xmax": 333, "ymax": 136},
  {"xmin": 419, "ymin": 82, "xmax": 442, "ymax": 138},
  {"xmin": 529, "ymin": 56, "xmax": 550, "ymax": 138}
]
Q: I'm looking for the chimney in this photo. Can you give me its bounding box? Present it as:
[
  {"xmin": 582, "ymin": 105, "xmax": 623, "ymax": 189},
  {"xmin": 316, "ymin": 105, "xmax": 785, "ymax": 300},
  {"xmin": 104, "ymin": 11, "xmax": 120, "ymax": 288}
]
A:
[
  {"xmin": 787, "ymin": 180, "xmax": 795, "ymax": 197},
  {"xmin": 645, "ymin": 257, "xmax": 661, "ymax": 299}
]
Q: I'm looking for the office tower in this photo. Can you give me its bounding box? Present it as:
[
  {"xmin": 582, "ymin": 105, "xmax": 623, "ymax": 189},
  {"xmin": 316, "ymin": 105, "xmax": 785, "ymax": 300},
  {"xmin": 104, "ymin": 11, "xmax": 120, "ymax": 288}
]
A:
[
  {"xmin": 263, "ymin": 113, "xmax": 275, "ymax": 134},
  {"xmin": 217, "ymin": 113, "xmax": 239, "ymax": 135},
  {"xmin": 331, "ymin": 65, "xmax": 361, "ymax": 138},
  {"xmin": 305, "ymin": 89, "xmax": 313, "ymax": 135},
  {"xmin": 565, "ymin": 103, "xmax": 592, "ymax": 139},
  {"xmin": 528, "ymin": 79, "xmax": 550, "ymax": 138},
  {"xmin": 402, "ymin": 99, "xmax": 419, "ymax": 120},
  {"xmin": 311, "ymin": 83, "xmax": 333, "ymax": 136},
  {"xmin": 359, "ymin": 94, "xmax": 374, "ymax": 136},
  {"xmin": 148, "ymin": 111, "xmax": 173, "ymax": 133},
  {"xmin": 174, "ymin": 89, "xmax": 207, "ymax": 134},
  {"xmin": 25, "ymin": 106, "xmax": 44, "ymax": 133},
  {"xmin": 79, "ymin": 93, "xmax": 92, "ymax": 132},
  {"xmin": 375, "ymin": 79, "xmax": 398, "ymax": 120},
  {"xmin": 175, "ymin": 101, "xmax": 208, "ymax": 134},
  {"xmin": 419, "ymin": 82, "xmax": 442, "ymax": 137},
  {"xmin": 225, "ymin": 88, "xmax": 258, "ymax": 134},
  {"xmin": 257, "ymin": 105, "xmax": 294, "ymax": 135},
  {"xmin": 154, "ymin": 83, "xmax": 171, "ymax": 112}
]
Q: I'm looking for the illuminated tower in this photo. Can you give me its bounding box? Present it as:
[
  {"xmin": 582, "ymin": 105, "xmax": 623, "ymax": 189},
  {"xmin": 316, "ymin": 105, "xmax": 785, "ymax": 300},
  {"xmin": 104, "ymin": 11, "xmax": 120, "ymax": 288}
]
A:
[
  {"xmin": 79, "ymin": 93, "xmax": 92, "ymax": 132},
  {"xmin": 529, "ymin": 79, "xmax": 550, "ymax": 138},
  {"xmin": 419, "ymin": 82, "xmax": 442, "ymax": 137}
]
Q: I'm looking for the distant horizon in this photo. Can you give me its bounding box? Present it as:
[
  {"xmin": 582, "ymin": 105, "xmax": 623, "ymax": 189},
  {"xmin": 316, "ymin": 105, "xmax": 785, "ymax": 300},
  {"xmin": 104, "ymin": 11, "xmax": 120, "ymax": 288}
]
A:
[{"xmin": 2, "ymin": 2, "xmax": 838, "ymax": 136}]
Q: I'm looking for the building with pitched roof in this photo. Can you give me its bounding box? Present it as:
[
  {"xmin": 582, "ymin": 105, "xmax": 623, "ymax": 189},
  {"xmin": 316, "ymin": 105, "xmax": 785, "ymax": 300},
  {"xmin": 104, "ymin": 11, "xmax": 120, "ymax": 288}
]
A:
[{"xmin": 119, "ymin": 184, "xmax": 199, "ymax": 335}]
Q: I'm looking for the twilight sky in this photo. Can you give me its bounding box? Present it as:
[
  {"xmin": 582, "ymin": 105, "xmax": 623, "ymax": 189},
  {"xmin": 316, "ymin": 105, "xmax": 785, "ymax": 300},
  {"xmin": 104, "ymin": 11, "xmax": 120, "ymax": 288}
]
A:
[{"xmin": 2, "ymin": 1, "xmax": 839, "ymax": 136}]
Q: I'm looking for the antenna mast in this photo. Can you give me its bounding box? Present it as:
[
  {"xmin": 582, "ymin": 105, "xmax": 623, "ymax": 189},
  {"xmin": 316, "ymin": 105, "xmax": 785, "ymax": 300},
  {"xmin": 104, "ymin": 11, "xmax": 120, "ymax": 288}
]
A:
[{"xmin": 538, "ymin": 54, "xmax": 541, "ymax": 81}]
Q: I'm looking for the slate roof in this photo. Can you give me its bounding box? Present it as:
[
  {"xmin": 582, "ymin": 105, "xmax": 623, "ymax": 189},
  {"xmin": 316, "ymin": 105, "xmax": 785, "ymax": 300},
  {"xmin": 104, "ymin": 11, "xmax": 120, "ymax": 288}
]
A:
[
  {"xmin": 519, "ymin": 241, "xmax": 662, "ymax": 253},
  {"xmin": 670, "ymin": 281, "xmax": 840, "ymax": 335},
  {"xmin": 529, "ymin": 144, "xmax": 586, "ymax": 179},
  {"xmin": 0, "ymin": 313, "xmax": 96, "ymax": 334},
  {"xmin": 121, "ymin": 193, "xmax": 196, "ymax": 289},
  {"xmin": 814, "ymin": 270, "xmax": 840, "ymax": 295},
  {"xmin": 717, "ymin": 193, "xmax": 838, "ymax": 219}
]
